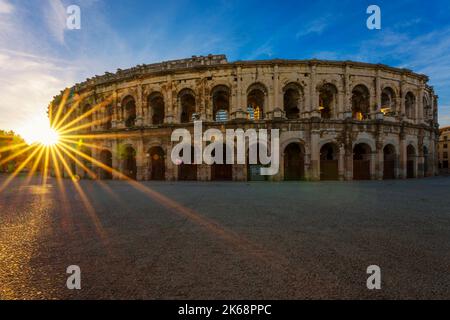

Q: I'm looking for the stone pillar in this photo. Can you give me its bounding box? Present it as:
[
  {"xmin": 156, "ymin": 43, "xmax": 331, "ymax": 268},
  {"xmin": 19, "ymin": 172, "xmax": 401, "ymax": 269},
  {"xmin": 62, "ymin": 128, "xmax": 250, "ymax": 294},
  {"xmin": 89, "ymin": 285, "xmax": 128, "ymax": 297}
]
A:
[
  {"xmin": 418, "ymin": 86, "xmax": 425, "ymax": 123},
  {"xmin": 375, "ymin": 71, "xmax": 382, "ymax": 113},
  {"xmin": 400, "ymin": 80, "xmax": 406, "ymax": 119},
  {"xmin": 399, "ymin": 135, "xmax": 407, "ymax": 179},
  {"xmin": 236, "ymin": 67, "xmax": 243, "ymax": 111},
  {"xmin": 111, "ymin": 140, "xmax": 120, "ymax": 180},
  {"xmin": 309, "ymin": 64, "xmax": 317, "ymax": 115},
  {"xmin": 165, "ymin": 76, "xmax": 175, "ymax": 124},
  {"xmin": 166, "ymin": 143, "xmax": 177, "ymax": 181},
  {"xmin": 417, "ymin": 138, "xmax": 424, "ymax": 178},
  {"xmin": 337, "ymin": 92, "xmax": 344, "ymax": 119},
  {"xmin": 375, "ymin": 141, "xmax": 384, "ymax": 180},
  {"xmin": 370, "ymin": 150, "xmax": 377, "ymax": 180},
  {"xmin": 273, "ymin": 65, "xmax": 279, "ymax": 112},
  {"xmin": 310, "ymin": 131, "xmax": 320, "ymax": 180},
  {"xmin": 344, "ymin": 144, "xmax": 353, "ymax": 181},
  {"xmin": 344, "ymin": 64, "xmax": 351, "ymax": 116},
  {"xmin": 112, "ymin": 90, "xmax": 118, "ymax": 129},
  {"xmin": 232, "ymin": 165, "xmax": 246, "ymax": 181},
  {"xmin": 135, "ymin": 85, "xmax": 143, "ymax": 126},
  {"xmin": 142, "ymin": 91, "xmax": 149, "ymax": 126},
  {"xmin": 199, "ymin": 79, "xmax": 207, "ymax": 121},
  {"xmin": 136, "ymin": 138, "xmax": 144, "ymax": 181}
]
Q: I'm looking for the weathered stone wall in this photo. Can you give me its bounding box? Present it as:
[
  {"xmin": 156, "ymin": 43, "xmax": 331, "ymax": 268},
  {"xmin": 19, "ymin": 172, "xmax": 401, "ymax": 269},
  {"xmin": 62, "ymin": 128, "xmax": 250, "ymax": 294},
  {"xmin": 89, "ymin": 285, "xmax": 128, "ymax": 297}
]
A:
[{"xmin": 49, "ymin": 55, "xmax": 439, "ymax": 181}]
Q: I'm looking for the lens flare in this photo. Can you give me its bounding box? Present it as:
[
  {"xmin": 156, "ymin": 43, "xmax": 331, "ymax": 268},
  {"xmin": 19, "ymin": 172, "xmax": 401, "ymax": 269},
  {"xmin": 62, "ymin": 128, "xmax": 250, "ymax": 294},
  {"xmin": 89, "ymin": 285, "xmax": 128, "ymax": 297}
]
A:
[{"xmin": 37, "ymin": 127, "xmax": 60, "ymax": 146}]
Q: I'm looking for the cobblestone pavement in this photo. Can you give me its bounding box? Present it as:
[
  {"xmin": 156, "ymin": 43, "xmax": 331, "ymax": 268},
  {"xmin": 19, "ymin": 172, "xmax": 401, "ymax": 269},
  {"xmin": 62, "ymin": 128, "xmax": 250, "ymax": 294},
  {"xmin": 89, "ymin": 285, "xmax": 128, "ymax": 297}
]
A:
[{"xmin": 0, "ymin": 175, "xmax": 450, "ymax": 299}]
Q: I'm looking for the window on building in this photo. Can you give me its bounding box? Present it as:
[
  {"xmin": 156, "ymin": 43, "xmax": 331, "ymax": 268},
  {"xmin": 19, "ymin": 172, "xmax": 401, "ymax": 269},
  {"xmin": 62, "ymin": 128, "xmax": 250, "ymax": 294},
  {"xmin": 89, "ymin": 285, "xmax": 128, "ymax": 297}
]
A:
[{"xmin": 444, "ymin": 152, "xmax": 449, "ymax": 159}]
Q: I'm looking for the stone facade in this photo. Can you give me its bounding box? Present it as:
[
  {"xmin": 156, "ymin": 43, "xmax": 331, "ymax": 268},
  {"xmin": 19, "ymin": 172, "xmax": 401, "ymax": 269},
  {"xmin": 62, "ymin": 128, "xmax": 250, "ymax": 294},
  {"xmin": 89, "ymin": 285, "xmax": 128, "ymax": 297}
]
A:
[
  {"xmin": 438, "ymin": 126, "xmax": 450, "ymax": 173},
  {"xmin": 49, "ymin": 54, "xmax": 440, "ymax": 181}
]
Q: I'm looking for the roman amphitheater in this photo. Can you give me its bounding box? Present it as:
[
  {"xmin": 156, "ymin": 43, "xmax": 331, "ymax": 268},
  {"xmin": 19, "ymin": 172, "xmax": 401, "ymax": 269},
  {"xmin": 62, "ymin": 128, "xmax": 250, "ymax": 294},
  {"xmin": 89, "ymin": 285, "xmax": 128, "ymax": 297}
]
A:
[{"xmin": 49, "ymin": 54, "xmax": 439, "ymax": 181}]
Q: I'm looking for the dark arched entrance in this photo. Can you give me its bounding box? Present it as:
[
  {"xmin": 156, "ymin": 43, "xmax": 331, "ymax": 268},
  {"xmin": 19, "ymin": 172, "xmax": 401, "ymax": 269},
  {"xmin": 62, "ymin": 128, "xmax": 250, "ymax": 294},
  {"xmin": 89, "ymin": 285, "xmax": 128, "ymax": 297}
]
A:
[
  {"xmin": 353, "ymin": 143, "xmax": 371, "ymax": 180},
  {"xmin": 211, "ymin": 144, "xmax": 232, "ymax": 181},
  {"xmin": 100, "ymin": 150, "xmax": 112, "ymax": 180},
  {"xmin": 178, "ymin": 146, "xmax": 197, "ymax": 181},
  {"xmin": 320, "ymin": 143, "xmax": 339, "ymax": 180},
  {"xmin": 123, "ymin": 146, "xmax": 137, "ymax": 180},
  {"xmin": 148, "ymin": 146, "xmax": 165, "ymax": 180},
  {"xmin": 284, "ymin": 143, "xmax": 304, "ymax": 180},
  {"xmin": 383, "ymin": 145, "xmax": 396, "ymax": 180}
]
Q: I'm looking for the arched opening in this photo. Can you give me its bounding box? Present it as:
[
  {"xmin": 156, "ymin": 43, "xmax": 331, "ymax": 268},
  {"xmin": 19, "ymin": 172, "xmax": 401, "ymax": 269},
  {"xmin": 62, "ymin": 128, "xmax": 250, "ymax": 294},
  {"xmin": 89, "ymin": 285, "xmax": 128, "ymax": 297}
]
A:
[
  {"xmin": 122, "ymin": 96, "xmax": 136, "ymax": 128},
  {"xmin": 284, "ymin": 143, "xmax": 305, "ymax": 180},
  {"xmin": 178, "ymin": 146, "xmax": 197, "ymax": 181},
  {"xmin": 123, "ymin": 146, "xmax": 137, "ymax": 180},
  {"xmin": 148, "ymin": 146, "xmax": 165, "ymax": 180},
  {"xmin": 212, "ymin": 85, "xmax": 230, "ymax": 122},
  {"xmin": 318, "ymin": 83, "xmax": 337, "ymax": 119},
  {"xmin": 179, "ymin": 89, "xmax": 196, "ymax": 123},
  {"xmin": 320, "ymin": 143, "xmax": 339, "ymax": 180},
  {"xmin": 407, "ymin": 145, "xmax": 416, "ymax": 179},
  {"xmin": 405, "ymin": 92, "xmax": 416, "ymax": 120},
  {"xmin": 148, "ymin": 93, "xmax": 165, "ymax": 125},
  {"xmin": 352, "ymin": 85, "xmax": 370, "ymax": 120},
  {"xmin": 353, "ymin": 143, "xmax": 371, "ymax": 180},
  {"xmin": 283, "ymin": 83, "xmax": 302, "ymax": 119},
  {"xmin": 381, "ymin": 87, "xmax": 396, "ymax": 116},
  {"xmin": 211, "ymin": 144, "xmax": 233, "ymax": 181},
  {"xmin": 383, "ymin": 144, "xmax": 396, "ymax": 180},
  {"xmin": 99, "ymin": 150, "xmax": 112, "ymax": 180},
  {"xmin": 247, "ymin": 84, "xmax": 266, "ymax": 120},
  {"xmin": 82, "ymin": 104, "xmax": 92, "ymax": 132},
  {"xmin": 423, "ymin": 146, "xmax": 429, "ymax": 177}
]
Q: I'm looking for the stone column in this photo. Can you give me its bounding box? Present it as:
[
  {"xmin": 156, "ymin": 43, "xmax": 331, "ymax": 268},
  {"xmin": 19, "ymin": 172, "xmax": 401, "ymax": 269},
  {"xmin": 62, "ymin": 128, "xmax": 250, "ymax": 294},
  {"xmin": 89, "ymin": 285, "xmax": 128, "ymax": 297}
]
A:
[
  {"xmin": 344, "ymin": 64, "xmax": 351, "ymax": 116},
  {"xmin": 399, "ymin": 134, "xmax": 407, "ymax": 179},
  {"xmin": 375, "ymin": 71, "xmax": 382, "ymax": 113},
  {"xmin": 135, "ymin": 85, "xmax": 143, "ymax": 126},
  {"xmin": 142, "ymin": 91, "xmax": 149, "ymax": 126},
  {"xmin": 237, "ymin": 66, "xmax": 243, "ymax": 111},
  {"xmin": 310, "ymin": 131, "xmax": 320, "ymax": 180},
  {"xmin": 165, "ymin": 76, "xmax": 174, "ymax": 124},
  {"xmin": 111, "ymin": 140, "xmax": 120, "ymax": 180},
  {"xmin": 418, "ymin": 86, "xmax": 425, "ymax": 123},
  {"xmin": 309, "ymin": 64, "xmax": 317, "ymax": 115},
  {"xmin": 136, "ymin": 138, "xmax": 144, "ymax": 181},
  {"xmin": 400, "ymin": 80, "xmax": 406, "ymax": 119},
  {"xmin": 375, "ymin": 141, "xmax": 384, "ymax": 180},
  {"xmin": 273, "ymin": 65, "xmax": 279, "ymax": 112},
  {"xmin": 112, "ymin": 90, "xmax": 118, "ymax": 129},
  {"xmin": 344, "ymin": 144, "xmax": 353, "ymax": 181},
  {"xmin": 371, "ymin": 150, "xmax": 377, "ymax": 180}
]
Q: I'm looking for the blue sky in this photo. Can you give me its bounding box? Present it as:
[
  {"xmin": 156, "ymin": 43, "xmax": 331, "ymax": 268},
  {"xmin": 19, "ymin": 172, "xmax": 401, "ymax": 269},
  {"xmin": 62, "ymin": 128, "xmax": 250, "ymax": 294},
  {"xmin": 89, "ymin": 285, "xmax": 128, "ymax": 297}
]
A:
[{"xmin": 1, "ymin": 0, "xmax": 450, "ymax": 141}]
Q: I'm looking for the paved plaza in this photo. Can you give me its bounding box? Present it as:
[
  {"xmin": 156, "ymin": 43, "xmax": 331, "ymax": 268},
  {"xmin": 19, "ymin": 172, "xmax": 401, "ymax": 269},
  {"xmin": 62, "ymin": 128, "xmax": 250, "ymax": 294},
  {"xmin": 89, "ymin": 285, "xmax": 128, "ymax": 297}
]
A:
[{"xmin": 0, "ymin": 175, "xmax": 449, "ymax": 299}]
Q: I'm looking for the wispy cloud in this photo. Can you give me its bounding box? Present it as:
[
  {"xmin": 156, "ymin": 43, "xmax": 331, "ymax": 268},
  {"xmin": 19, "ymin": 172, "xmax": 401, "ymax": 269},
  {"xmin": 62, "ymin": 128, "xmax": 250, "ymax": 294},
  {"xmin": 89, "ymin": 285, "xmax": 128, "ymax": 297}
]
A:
[
  {"xmin": 296, "ymin": 16, "xmax": 331, "ymax": 39},
  {"xmin": 43, "ymin": 0, "xmax": 67, "ymax": 44},
  {"xmin": 0, "ymin": 0, "xmax": 13, "ymax": 14},
  {"xmin": 0, "ymin": 49, "xmax": 77, "ymax": 134}
]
